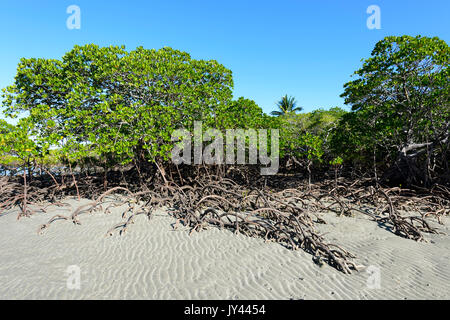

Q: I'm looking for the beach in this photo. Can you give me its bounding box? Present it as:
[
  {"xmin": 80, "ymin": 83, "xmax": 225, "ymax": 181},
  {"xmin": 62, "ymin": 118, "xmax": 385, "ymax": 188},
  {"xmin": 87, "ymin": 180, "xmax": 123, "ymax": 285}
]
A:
[{"xmin": 0, "ymin": 198, "xmax": 449, "ymax": 300}]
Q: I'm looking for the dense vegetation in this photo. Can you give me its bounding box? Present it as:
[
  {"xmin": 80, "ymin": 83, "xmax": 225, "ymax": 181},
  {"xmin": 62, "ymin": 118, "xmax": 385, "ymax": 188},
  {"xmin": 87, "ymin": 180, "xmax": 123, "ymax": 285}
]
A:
[
  {"xmin": 0, "ymin": 35, "xmax": 448, "ymax": 274},
  {"xmin": 333, "ymin": 35, "xmax": 449, "ymax": 187},
  {"xmin": 2, "ymin": 36, "xmax": 448, "ymax": 187}
]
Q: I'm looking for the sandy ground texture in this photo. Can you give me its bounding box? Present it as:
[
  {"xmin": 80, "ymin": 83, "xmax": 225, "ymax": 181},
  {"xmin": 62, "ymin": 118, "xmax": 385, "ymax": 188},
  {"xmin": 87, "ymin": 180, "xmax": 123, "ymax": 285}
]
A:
[{"xmin": 0, "ymin": 198, "xmax": 449, "ymax": 300}]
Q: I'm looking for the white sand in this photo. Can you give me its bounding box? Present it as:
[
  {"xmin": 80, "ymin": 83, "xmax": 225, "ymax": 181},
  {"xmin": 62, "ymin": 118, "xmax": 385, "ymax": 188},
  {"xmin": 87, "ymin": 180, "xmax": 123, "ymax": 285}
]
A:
[{"xmin": 0, "ymin": 198, "xmax": 449, "ymax": 300}]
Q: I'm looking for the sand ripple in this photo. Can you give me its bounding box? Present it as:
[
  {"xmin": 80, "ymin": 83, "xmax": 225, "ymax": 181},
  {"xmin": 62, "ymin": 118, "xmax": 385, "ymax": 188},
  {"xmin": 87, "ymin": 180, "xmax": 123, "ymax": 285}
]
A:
[{"xmin": 0, "ymin": 199, "xmax": 448, "ymax": 299}]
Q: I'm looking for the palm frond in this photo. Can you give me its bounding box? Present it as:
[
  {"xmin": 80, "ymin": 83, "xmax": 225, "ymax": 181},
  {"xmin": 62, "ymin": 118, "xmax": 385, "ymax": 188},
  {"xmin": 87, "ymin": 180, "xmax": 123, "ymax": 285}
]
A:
[{"xmin": 271, "ymin": 95, "xmax": 301, "ymax": 116}]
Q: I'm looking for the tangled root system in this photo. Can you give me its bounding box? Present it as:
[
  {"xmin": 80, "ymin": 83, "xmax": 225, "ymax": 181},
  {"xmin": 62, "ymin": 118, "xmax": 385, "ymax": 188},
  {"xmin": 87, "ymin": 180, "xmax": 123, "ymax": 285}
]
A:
[{"xmin": 2, "ymin": 167, "xmax": 448, "ymax": 274}]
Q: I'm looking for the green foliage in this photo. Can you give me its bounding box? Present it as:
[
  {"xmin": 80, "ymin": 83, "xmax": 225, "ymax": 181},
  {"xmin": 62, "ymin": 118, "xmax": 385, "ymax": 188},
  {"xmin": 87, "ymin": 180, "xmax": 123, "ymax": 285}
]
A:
[
  {"xmin": 2, "ymin": 37, "xmax": 445, "ymax": 186},
  {"xmin": 279, "ymin": 115, "xmax": 323, "ymax": 162},
  {"xmin": 2, "ymin": 44, "xmax": 234, "ymax": 166},
  {"xmin": 332, "ymin": 35, "xmax": 449, "ymax": 183},
  {"xmin": 270, "ymin": 95, "xmax": 302, "ymax": 116},
  {"xmin": 276, "ymin": 107, "xmax": 346, "ymax": 161},
  {"xmin": 215, "ymin": 97, "xmax": 269, "ymax": 130},
  {"xmin": 299, "ymin": 132, "xmax": 324, "ymax": 162},
  {"xmin": 336, "ymin": 36, "xmax": 450, "ymax": 160},
  {"xmin": 308, "ymin": 107, "xmax": 347, "ymax": 136},
  {"xmin": 329, "ymin": 156, "xmax": 343, "ymax": 166},
  {"xmin": 0, "ymin": 118, "xmax": 45, "ymax": 164}
]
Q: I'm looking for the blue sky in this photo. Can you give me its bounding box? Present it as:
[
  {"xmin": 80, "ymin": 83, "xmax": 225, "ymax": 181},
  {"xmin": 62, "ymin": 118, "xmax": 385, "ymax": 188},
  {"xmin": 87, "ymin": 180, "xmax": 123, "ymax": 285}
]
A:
[{"xmin": 0, "ymin": 0, "xmax": 449, "ymax": 121}]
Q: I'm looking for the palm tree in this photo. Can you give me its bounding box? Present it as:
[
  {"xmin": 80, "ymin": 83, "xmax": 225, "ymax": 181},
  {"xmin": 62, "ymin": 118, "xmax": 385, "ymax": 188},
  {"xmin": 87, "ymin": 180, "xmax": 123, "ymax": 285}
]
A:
[{"xmin": 270, "ymin": 95, "xmax": 303, "ymax": 116}]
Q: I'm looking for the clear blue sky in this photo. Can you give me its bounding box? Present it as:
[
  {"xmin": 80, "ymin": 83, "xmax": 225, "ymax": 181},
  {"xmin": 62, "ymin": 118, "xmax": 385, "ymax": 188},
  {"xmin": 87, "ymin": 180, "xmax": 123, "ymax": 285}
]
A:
[{"xmin": 0, "ymin": 0, "xmax": 449, "ymax": 121}]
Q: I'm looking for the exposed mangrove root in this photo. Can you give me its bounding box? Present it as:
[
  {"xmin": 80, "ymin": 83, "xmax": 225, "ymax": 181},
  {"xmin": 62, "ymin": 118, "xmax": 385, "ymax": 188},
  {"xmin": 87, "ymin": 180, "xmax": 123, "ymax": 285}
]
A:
[{"xmin": 2, "ymin": 167, "xmax": 448, "ymax": 274}]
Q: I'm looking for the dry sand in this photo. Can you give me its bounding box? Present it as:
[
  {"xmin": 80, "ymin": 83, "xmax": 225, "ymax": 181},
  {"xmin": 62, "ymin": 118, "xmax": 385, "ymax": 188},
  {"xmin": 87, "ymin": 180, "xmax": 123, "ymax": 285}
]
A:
[{"xmin": 0, "ymin": 198, "xmax": 449, "ymax": 299}]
